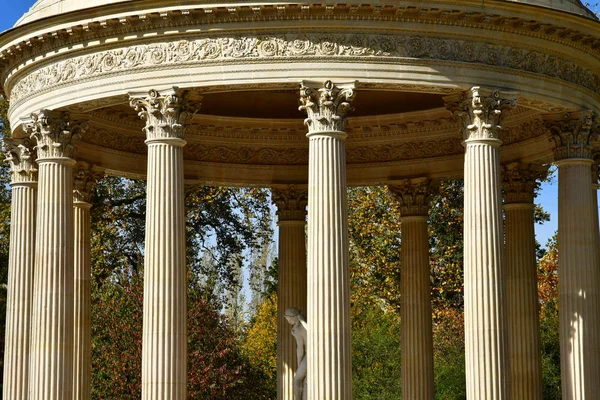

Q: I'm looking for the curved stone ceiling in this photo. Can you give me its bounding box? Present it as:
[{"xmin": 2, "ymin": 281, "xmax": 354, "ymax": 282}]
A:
[{"xmin": 13, "ymin": 0, "xmax": 598, "ymax": 28}]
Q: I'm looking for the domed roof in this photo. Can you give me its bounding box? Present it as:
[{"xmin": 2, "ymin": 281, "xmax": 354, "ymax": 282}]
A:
[
  {"xmin": 508, "ymin": 0, "xmax": 597, "ymax": 18},
  {"xmin": 14, "ymin": 0, "xmax": 129, "ymax": 27},
  {"xmin": 12, "ymin": 0, "xmax": 599, "ymax": 28}
]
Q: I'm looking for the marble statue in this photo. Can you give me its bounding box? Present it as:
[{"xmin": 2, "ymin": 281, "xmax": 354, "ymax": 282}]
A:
[{"xmin": 285, "ymin": 307, "xmax": 308, "ymax": 400}]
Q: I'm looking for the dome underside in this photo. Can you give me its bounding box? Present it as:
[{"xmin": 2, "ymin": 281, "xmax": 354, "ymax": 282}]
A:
[
  {"xmin": 506, "ymin": 0, "xmax": 597, "ymax": 17},
  {"xmin": 14, "ymin": 0, "xmax": 129, "ymax": 27},
  {"xmin": 13, "ymin": 0, "xmax": 597, "ymax": 28}
]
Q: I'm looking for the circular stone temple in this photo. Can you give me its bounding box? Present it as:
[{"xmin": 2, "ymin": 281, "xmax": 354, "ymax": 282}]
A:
[{"xmin": 1, "ymin": 1, "xmax": 599, "ymax": 399}]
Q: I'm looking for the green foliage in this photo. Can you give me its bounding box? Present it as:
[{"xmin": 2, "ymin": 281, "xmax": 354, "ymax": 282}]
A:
[
  {"xmin": 540, "ymin": 301, "xmax": 561, "ymax": 400},
  {"xmin": 91, "ymin": 272, "xmax": 143, "ymax": 399},
  {"xmin": 434, "ymin": 341, "xmax": 466, "ymax": 400},
  {"xmin": 88, "ymin": 175, "xmax": 275, "ymax": 397},
  {"xmin": 0, "ymin": 96, "xmax": 12, "ymax": 392},
  {"xmin": 91, "ymin": 270, "xmax": 275, "ymax": 400},
  {"xmin": 91, "ymin": 177, "xmax": 146, "ymax": 282},
  {"xmin": 348, "ymin": 186, "xmax": 402, "ymax": 311},
  {"xmin": 433, "ymin": 307, "xmax": 466, "ymax": 400},
  {"xmin": 538, "ymin": 235, "xmax": 561, "ymax": 398},
  {"xmin": 351, "ymin": 302, "xmax": 402, "ymax": 399},
  {"xmin": 429, "ymin": 180, "xmax": 465, "ymax": 317},
  {"xmin": 186, "ymin": 186, "xmax": 273, "ymax": 291},
  {"xmin": 241, "ymin": 293, "xmax": 278, "ymax": 397}
]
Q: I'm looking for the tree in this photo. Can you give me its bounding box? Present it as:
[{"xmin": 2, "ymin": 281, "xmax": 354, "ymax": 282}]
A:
[
  {"xmin": 241, "ymin": 292, "xmax": 278, "ymax": 397},
  {"xmin": 91, "ymin": 270, "xmax": 275, "ymax": 400},
  {"xmin": 0, "ymin": 96, "xmax": 13, "ymax": 391},
  {"xmin": 537, "ymin": 234, "xmax": 561, "ymax": 399},
  {"xmin": 348, "ymin": 186, "xmax": 402, "ymax": 312}
]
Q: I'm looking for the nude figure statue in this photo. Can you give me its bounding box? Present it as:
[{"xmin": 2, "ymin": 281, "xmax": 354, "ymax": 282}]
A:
[{"xmin": 285, "ymin": 307, "xmax": 308, "ymax": 400}]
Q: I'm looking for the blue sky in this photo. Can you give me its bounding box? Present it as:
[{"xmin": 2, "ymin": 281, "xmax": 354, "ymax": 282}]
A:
[{"xmin": 1, "ymin": 1, "xmax": 598, "ymax": 247}]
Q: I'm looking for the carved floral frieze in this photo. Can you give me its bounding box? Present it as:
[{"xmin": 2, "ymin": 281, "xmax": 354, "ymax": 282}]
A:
[
  {"xmin": 347, "ymin": 139, "xmax": 464, "ymax": 163},
  {"xmin": 184, "ymin": 144, "xmax": 309, "ymax": 165},
  {"xmin": 8, "ymin": 32, "xmax": 600, "ymax": 105},
  {"xmin": 80, "ymin": 114, "xmax": 549, "ymax": 165}
]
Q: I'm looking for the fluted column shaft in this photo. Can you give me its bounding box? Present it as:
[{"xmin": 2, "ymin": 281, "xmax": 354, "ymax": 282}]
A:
[
  {"xmin": 557, "ymin": 159, "xmax": 600, "ymax": 399},
  {"xmin": 273, "ymin": 187, "xmax": 308, "ymax": 400},
  {"xmin": 400, "ymin": 216, "xmax": 434, "ymax": 400},
  {"xmin": 447, "ymin": 87, "xmax": 516, "ymax": 400},
  {"xmin": 71, "ymin": 163, "xmax": 101, "ymax": 400},
  {"xmin": 301, "ymin": 81, "xmax": 355, "ymax": 400},
  {"xmin": 277, "ymin": 220, "xmax": 307, "ymax": 400},
  {"xmin": 29, "ymin": 158, "xmax": 75, "ymax": 400},
  {"xmin": 3, "ymin": 140, "xmax": 37, "ymax": 400},
  {"xmin": 26, "ymin": 110, "xmax": 84, "ymax": 400},
  {"xmin": 73, "ymin": 200, "xmax": 92, "ymax": 400},
  {"xmin": 504, "ymin": 203, "xmax": 543, "ymax": 399},
  {"xmin": 502, "ymin": 163, "xmax": 545, "ymax": 400},
  {"xmin": 464, "ymin": 139, "xmax": 507, "ymax": 399},
  {"xmin": 131, "ymin": 89, "xmax": 189, "ymax": 399},
  {"xmin": 546, "ymin": 111, "xmax": 600, "ymax": 400},
  {"xmin": 306, "ymin": 132, "xmax": 351, "ymax": 399}
]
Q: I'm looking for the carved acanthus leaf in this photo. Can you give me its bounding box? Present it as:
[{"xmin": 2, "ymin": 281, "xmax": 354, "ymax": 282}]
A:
[
  {"xmin": 3, "ymin": 138, "xmax": 37, "ymax": 183},
  {"xmin": 129, "ymin": 89, "xmax": 194, "ymax": 140},
  {"xmin": 502, "ymin": 163, "xmax": 548, "ymax": 204},
  {"xmin": 445, "ymin": 87, "xmax": 517, "ymax": 141},
  {"xmin": 73, "ymin": 162, "xmax": 104, "ymax": 203},
  {"xmin": 24, "ymin": 110, "xmax": 87, "ymax": 159},
  {"xmin": 388, "ymin": 178, "xmax": 436, "ymax": 217},
  {"xmin": 272, "ymin": 185, "xmax": 308, "ymax": 222},
  {"xmin": 299, "ymin": 80, "xmax": 356, "ymax": 133},
  {"xmin": 546, "ymin": 111, "xmax": 599, "ymax": 161}
]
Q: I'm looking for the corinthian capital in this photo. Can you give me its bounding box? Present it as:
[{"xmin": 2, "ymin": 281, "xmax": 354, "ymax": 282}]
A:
[
  {"xmin": 445, "ymin": 87, "xmax": 517, "ymax": 141},
  {"xmin": 129, "ymin": 88, "xmax": 193, "ymax": 141},
  {"xmin": 299, "ymin": 80, "xmax": 356, "ymax": 134},
  {"xmin": 73, "ymin": 162, "xmax": 104, "ymax": 203},
  {"xmin": 502, "ymin": 163, "xmax": 548, "ymax": 204},
  {"xmin": 388, "ymin": 178, "xmax": 436, "ymax": 217},
  {"xmin": 546, "ymin": 111, "xmax": 599, "ymax": 161},
  {"xmin": 24, "ymin": 110, "xmax": 87, "ymax": 160},
  {"xmin": 272, "ymin": 185, "xmax": 308, "ymax": 222},
  {"xmin": 3, "ymin": 138, "xmax": 37, "ymax": 184}
]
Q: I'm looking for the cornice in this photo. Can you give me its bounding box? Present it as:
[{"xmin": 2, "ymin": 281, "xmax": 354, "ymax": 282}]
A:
[
  {"xmin": 1, "ymin": 3, "xmax": 600, "ymax": 94},
  {"xmin": 2, "ymin": 3, "xmax": 599, "ymax": 60}
]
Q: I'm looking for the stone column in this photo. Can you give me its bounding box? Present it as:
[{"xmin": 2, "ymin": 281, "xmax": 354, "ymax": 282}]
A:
[
  {"xmin": 592, "ymin": 162, "xmax": 600, "ymax": 244},
  {"xmin": 502, "ymin": 163, "xmax": 546, "ymax": 400},
  {"xmin": 72, "ymin": 163, "xmax": 102, "ymax": 400},
  {"xmin": 447, "ymin": 87, "xmax": 516, "ymax": 400},
  {"xmin": 130, "ymin": 89, "xmax": 190, "ymax": 400},
  {"xmin": 26, "ymin": 110, "xmax": 86, "ymax": 400},
  {"xmin": 2, "ymin": 139, "xmax": 37, "ymax": 400},
  {"xmin": 300, "ymin": 80, "xmax": 355, "ymax": 400},
  {"xmin": 272, "ymin": 185, "xmax": 308, "ymax": 400},
  {"xmin": 546, "ymin": 111, "xmax": 600, "ymax": 400},
  {"xmin": 389, "ymin": 178, "xmax": 434, "ymax": 400}
]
